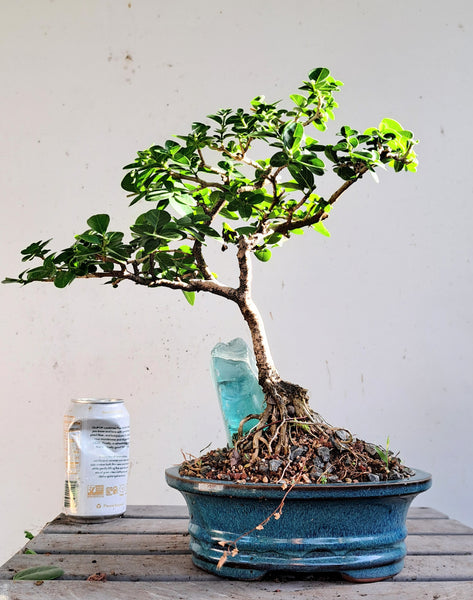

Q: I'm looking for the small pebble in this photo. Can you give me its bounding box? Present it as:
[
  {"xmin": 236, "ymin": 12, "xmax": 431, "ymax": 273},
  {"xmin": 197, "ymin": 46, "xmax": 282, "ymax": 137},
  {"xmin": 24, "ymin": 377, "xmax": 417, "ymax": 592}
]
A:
[
  {"xmin": 310, "ymin": 468, "xmax": 324, "ymax": 480},
  {"xmin": 269, "ymin": 459, "xmax": 283, "ymax": 473},
  {"xmin": 364, "ymin": 443, "xmax": 378, "ymax": 457},
  {"xmin": 335, "ymin": 429, "xmax": 350, "ymax": 441},
  {"xmin": 290, "ymin": 445, "xmax": 307, "ymax": 460},
  {"xmin": 316, "ymin": 446, "xmax": 331, "ymax": 462},
  {"xmin": 258, "ymin": 462, "xmax": 269, "ymax": 474}
]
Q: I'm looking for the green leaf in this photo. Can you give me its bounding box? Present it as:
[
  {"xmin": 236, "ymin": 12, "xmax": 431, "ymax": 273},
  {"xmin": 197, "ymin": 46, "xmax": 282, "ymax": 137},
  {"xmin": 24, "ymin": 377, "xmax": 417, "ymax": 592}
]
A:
[
  {"xmin": 290, "ymin": 94, "xmax": 306, "ymax": 107},
  {"xmin": 237, "ymin": 203, "xmax": 253, "ymax": 220},
  {"xmin": 340, "ymin": 125, "xmax": 358, "ymax": 138},
  {"xmin": 26, "ymin": 265, "xmax": 51, "ymax": 282},
  {"xmin": 265, "ymin": 232, "xmax": 283, "ymax": 245},
  {"xmin": 54, "ymin": 271, "xmax": 76, "ymax": 288},
  {"xmin": 158, "ymin": 225, "xmax": 186, "ymax": 241},
  {"xmin": 282, "ymin": 121, "xmax": 304, "ymax": 151},
  {"xmin": 324, "ymin": 147, "xmax": 338, "ymax": 163},
  {"xmin": 100, "ymin": 261, "xmax": 116, "ymax": 272},
  {"xmin": 312, "ymin": 221, "xmax": 331, "ymax": 237},
  {"xmin": 299, "ymin": 153, "xmax": 325, "ymax": 174},
  {"xmin": 20, "ymin": 239, "xmax": 52, "ymax": 261},
  {"xmin": 121, "ymin": 172, "xmax": 137, "ymax": 192},
  {"xmin": 169, "ymin": 194, "xmax": 195, "ymax": 216},
  {"xmin": 350, "ymin": 151, "xmax": 375, "ymax": 161},
  {"xmin": 75, "ymin": 232, "xmax": 102, "ymax": 245},
  {"xmin": 393, "ymin": 160, "xmax": 404, "ymax": 173},
  {"xmin": 380, "ymin": 118, "xmax": 403, "ymax": 132},
  {"xmin": 219, "ymin": 208, "xmax": 239, "ymax": 220},
  {"xmin": 13, "ymin": 566, "xmax": 64, "ymax": 581},
  {"xmin": 250, "ymin": 95, "xmax": 265, "ymax": 108},
  {"xmin": 270, "ymin": 151, "xmax": 289, "ymax": 167},
  {"xmin": 135, "ymin": 209, "xmax": 171, "ymax": 232},
  {"xmin": 288, "ymin": 163, "xmax": 314, "ymax": 189},
  {"xmin": 332, "ymin": 141, "xmax": 349, "ymax": 152},
  {"xmin": 305, "ymin": 141, "xmax": 325, "ymax": 152},
  {"xmin": 235, "ymin": 226, "xmax": 258, "ymax": 235},
  {"xmin": 87, "ymin": 214, "xmax": 110, "ymax": 234},
  {"xmin": 255, "ymin": 248, "xmax": 272, "ymax": 262},
  {"xmin": 400, "ymin": 129, "xmax": 413, "ymax": 140},
  {"xmin": 308, "ymin": 67, "xmax": 330, "ymax": 85},
  {"xmin": 334, "ymin": 165, "xmax": 357, "ymax": 181},
  {"xmin": 182, "ymin": 290, "xmax": 196, "ymax": 305}
]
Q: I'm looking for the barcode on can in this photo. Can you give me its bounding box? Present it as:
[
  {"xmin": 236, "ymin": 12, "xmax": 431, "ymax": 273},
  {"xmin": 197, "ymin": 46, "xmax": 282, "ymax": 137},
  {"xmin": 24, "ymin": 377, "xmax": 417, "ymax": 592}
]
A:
[{"xmin": 64, "ymin": 481, "xmax": 79, "ymax": 509}]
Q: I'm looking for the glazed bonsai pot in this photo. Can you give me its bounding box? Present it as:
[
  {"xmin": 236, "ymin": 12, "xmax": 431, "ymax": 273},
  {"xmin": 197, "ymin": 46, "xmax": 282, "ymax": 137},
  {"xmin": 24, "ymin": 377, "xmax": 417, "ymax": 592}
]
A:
[{"xmin": 165, "ymin": 466, "xmax": 431, "ymax": 581}]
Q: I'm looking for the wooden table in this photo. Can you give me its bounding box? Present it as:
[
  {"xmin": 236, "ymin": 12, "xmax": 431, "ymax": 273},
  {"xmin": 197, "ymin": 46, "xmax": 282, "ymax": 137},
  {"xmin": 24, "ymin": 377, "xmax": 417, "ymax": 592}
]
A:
[{"xmin": 1, "ymin": 505, "xmax": 472, "ymax": 599}]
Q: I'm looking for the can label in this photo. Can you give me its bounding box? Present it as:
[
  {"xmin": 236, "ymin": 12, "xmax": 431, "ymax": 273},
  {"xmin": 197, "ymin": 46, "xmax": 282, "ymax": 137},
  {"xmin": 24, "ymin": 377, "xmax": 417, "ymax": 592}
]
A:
[{"xmin": 64, "ymin": 399, "xmax": 130, "ymax": 519}]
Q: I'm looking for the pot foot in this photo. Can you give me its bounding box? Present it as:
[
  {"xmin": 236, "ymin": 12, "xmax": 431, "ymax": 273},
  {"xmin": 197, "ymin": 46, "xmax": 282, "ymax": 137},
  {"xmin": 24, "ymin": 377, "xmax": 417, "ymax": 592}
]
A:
[
  {"xmin": 340, "ymin": 559, "xmax": 404, "ymax": 583},
  {"xmin": 192, "ymin": 555, "xmax": 267, "ymax": 581}
]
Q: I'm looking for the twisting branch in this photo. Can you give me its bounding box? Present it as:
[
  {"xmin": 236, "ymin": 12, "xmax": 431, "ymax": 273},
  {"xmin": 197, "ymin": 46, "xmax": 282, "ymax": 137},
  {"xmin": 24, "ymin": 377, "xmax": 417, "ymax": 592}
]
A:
[
  {"xmin": 192, "ymin": 241, "xmax": 213, "ymax": 280},
  {"xmin": 273, "ymin": 164, "xmax": 369, "ymax": 236},
  {"xmin": 234, "ymin": 236, "xmax": 279, "ymax": 383},
  {"xmin": 170, "ymin": 171, "xmax": 227, "ymax": 192}
]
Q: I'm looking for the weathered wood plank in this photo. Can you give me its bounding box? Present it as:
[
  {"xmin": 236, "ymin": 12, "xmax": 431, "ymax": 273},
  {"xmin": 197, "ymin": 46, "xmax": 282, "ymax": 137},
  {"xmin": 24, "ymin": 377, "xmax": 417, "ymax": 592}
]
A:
[
  {"xmin": 43, "ymin": 516, "xmax": 471, "ymax": 536},
  {"xmin": 407, "ymin": 535, "xmax": 473, "ymax": 555},
  {"xmin": 2, "ymin": 553, "xmax": 473, "ymax": 582},
  {"xmin": 25, "ymin": 532, "xmax": 473, "ymax": 557},
  {"xmin": 0, "ymin": 554, "xmax": 218, "ymax": 582},
  {"xmin": 43, "ymin": 518, "xmax": 189, "ymax": 535},
  {"xmin": 1, "ymin": 581, "xmax": 473, "ymax": 600},
  {"xmin": 399, "ymin": 555, "xmax": 473, "ymax": 581},
  {"xmin": 124, "ymin": 505, "xmax": 189, "ymax": 519},
  {"xmin": 407, "ymin": 519, "xmax": 473, "ymax": 535},
  {"xmin": 27, "ymin": 533, "xmax": 190, "ymax": 555},
  {"xmin": 407, "ymin": 507, "xmax": 448, "ymax": 519}
]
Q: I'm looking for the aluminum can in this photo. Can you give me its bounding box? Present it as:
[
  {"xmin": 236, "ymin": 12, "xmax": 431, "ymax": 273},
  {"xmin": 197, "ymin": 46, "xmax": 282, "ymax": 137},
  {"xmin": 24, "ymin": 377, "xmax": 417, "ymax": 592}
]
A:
[{"xmin": 64, "ymin": 398, "xmax": 130, "ymax": 521}]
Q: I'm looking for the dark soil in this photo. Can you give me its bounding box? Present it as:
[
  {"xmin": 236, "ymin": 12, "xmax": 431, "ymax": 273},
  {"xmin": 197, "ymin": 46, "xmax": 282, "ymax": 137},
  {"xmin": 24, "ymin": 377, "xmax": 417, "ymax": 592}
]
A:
[{"xmin": 179, "ymin": 423, "xmax": 415, "ymax": 484}]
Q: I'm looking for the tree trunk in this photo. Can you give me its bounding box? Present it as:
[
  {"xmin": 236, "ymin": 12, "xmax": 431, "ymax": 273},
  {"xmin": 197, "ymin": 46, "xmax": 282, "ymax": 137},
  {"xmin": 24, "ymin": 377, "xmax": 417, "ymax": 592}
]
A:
[
  {"xmin": 236, "ymin": 295, "xmax": 279, "ymax": 389},
  {"xmin": 235, "ymin": 290, "xmax": 316, "ymax": 458}
]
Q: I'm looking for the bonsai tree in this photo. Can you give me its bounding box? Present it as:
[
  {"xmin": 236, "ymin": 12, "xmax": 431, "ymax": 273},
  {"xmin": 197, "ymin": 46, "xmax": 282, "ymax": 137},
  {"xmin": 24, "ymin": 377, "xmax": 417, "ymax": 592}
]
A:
[{"xmin": 5, "ymin": 68, "xmax": 417, "ymax": 478}]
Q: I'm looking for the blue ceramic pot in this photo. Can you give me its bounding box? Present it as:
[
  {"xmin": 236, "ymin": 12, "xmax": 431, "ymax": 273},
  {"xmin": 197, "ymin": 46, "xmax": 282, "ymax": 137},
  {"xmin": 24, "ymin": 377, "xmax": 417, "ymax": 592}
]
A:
[{"xmin": 165, "ymin": 466, "xmax": 431, "ymax": 581}]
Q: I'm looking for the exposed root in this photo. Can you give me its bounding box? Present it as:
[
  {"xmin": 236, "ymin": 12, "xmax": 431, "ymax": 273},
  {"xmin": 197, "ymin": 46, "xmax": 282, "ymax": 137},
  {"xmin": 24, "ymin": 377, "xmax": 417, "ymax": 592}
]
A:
[
  {"xmin": 241, "ymin": 377, "xmax": 325, "ymax": 460},
  {"xmin": 179, "ymin": 377, "xmax": 415, "ymax": 484}
]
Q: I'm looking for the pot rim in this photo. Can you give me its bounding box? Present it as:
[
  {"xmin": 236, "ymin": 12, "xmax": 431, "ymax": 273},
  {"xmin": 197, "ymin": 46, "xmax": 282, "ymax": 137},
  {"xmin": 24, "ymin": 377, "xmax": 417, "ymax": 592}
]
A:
[{"xmin": 165, "ymin": 465, "xmax": 432, "ymax": 498}]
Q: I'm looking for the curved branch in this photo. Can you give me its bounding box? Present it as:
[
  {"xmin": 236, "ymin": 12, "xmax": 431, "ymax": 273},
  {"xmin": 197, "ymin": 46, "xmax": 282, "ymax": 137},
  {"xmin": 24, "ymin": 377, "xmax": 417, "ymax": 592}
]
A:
[
  {"xmin": 192, "ymin": 241, "xmax": 214, "ymax": 280},
  {"xmin": 272, "ymin": 164, "xmax": 369, "ymax": 235},
  {"xmin": 171, "ymin": 171, "xmax": 227, "ymax": 193},
  {"xmin": 234, "ymin": 237, "xmax": 279, "ymax": 383}
]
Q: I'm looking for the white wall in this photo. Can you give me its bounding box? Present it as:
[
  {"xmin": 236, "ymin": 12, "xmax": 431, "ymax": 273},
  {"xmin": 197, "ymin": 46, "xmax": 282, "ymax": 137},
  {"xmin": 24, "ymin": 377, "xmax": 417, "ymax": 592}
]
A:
[{"xmin": 1, "ymin": 0, "xmax": 472, "ymax": 564}]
